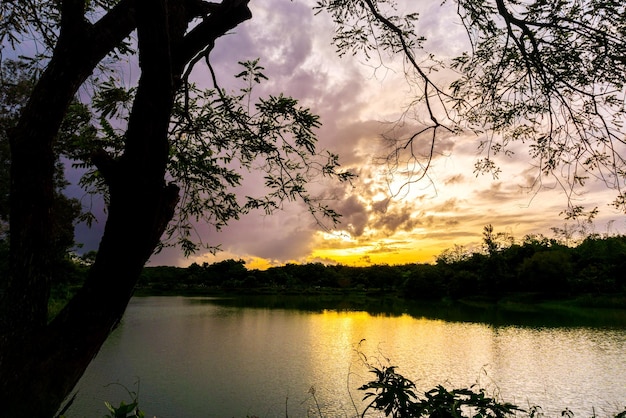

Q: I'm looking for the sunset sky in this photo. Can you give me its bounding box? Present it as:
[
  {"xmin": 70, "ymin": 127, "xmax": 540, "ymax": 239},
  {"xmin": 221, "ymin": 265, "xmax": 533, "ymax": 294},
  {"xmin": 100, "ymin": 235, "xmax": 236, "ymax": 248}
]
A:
[{"xmin": 73, "ymin": 0, "xmax": 625, "ymax": 269}]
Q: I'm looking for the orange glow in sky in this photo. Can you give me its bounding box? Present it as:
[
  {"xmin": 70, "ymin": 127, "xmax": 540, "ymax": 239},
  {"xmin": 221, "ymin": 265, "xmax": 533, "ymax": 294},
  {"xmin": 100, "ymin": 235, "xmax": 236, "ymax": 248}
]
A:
[{"xmin": 149, "ymin": 0, "xmax": 625, "ymax": 270}]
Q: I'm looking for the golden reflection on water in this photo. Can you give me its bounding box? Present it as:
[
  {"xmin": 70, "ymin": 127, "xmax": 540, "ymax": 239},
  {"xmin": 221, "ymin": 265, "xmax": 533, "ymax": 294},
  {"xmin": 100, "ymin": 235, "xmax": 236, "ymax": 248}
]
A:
[
  {"xmin": 70, "ymin": 298, "xmax": 626, "ymax": 418},
  {"xmin": 307, "ymin": 312, "xmax": 494, "ymax": 385},
  {"xmin": 302, "ymin": 310, "xmax": 626, "ymax": 417}
]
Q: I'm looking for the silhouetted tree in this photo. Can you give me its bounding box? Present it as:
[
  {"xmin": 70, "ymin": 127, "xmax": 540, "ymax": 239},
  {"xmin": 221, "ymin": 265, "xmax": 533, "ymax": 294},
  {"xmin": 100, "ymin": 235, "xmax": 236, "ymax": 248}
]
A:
[
  {"xmin": 573, "ymin": 236, "xmax": 626, "ymax": 293},
  {"xmin": 0, "ymin": 1, "xmax": 352, "ymax": 415},
  {"xmin": 0, "ymin": 60, "xmax": 84, "ymax": 286},
  {"xmin": 519, "ymin": 249, "xmax": 573, "ymax": 294},
  {"xmin": 402, "ymin": 264, "xmax": 444, "ymax": 299}
]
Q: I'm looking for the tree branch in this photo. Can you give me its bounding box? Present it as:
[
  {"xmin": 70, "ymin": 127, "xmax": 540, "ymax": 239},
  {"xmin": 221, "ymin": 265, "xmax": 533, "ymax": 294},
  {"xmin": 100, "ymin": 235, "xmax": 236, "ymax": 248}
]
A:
[
  {"xmin": 179, "ymin": 0, "xmax": 252, "ymax": 76},
  {"xmin": 59, "ymin": 0, "xmax": 88, "ymax": 40},
  {"xmin": 89, "ymin": 0, "xmax": 137, "ymax": 61}
]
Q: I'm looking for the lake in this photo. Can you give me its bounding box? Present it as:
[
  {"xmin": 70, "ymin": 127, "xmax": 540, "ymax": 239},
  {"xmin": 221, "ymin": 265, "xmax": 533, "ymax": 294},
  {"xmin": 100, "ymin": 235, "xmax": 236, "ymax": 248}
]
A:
[{"xmin": 65, "ymin": 296, "xmax": 626, "ymax": 417}]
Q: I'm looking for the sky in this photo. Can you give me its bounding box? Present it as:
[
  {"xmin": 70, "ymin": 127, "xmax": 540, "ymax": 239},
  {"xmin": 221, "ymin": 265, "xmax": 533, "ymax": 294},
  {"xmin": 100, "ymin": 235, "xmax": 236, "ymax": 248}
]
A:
[{"xmin": 72, "ymin": 0, "xmax": 626, "ymax": 269}]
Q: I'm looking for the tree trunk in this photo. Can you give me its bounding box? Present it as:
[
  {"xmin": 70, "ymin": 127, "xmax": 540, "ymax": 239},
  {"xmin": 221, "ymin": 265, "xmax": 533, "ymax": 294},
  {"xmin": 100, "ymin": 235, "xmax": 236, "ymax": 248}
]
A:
[
  {"xmin": 0, "ymin": 0, "xmax": 137, "ymax": 338},
  {"xmin": 0, "ymin": 0, "xmax": 252, "ymax": 415},
  {"xmin": 0, "ymin": 182, "xmax": 179, "ymax": 416},
  {"xmin": 0, "ymin": 7, "xmax": 137, "ymax": 414},
  {"xmin": 0, "ymin": 1, "xmax": 179, "ymax": 413}
]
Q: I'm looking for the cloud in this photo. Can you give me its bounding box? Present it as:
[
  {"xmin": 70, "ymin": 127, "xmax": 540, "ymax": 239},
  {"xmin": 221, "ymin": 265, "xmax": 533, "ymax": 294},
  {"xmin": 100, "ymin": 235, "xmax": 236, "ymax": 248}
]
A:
[
  {"xmin": 444, "ymin": 174, "xmax": 465, "ymax": 185},
  {"xmin": 249, "ymin": 227, "xmax": 316, "ymax": 261},
  {"xmin": 428, "ymin": 198, "xmax": 463, "ymax": 213},
  {"xmin": 411, "ymin": 0, "xmax": 470, "ymax": 58},
  {"xmin": 78, "ymin": 0, "xmax": 626, "ymax": 269},
  {"xmin": 333, "ymin": 195, "xmax": 369, "ymax": 236},
  {"xmin": 320, "ymin": 120, "xmax": 386, "ymax": 166},
  {"xmin": 473, "ymin": 182, "xmax": 521, "ymax": 203},
  {"xmin": 370, "ymin": 202, "xmax": 418, "ymax": 234}
]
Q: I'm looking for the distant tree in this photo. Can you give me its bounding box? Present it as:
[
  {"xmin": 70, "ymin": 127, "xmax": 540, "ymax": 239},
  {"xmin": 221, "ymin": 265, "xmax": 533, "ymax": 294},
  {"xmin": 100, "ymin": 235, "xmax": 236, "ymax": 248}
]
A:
[
  {"xmin": 573, "ymin": 235, "xmax": 626, "ymax": 293},
  {"xmin": 401, "ymin": 264, "xmax": 444, "ymax": 299},
  {"xmin": 518, "ymin": 249, "xmax": 573, "ymax": 294},
  {"xmin": 298, "ymin": 262, "xmax": 332, "ymax": 287},
  {"xmin": 446, "ymin": 269, "xmax": 481, "ymax": 299},
  {"xmin": 365, "ymin": 264, "xmax": 399, "ymax": 291},
  {"xmin": 207, "ymin": 259, "xmax": 248, "ymax": 286},
  {"xmin": 482, "ymin": 224, "xmax": 515, "ymax": 256},
  {"xmin": 436, "ymin": 244, "xmax": 472, "ymax": 265},
  {"xmin": 477, "ymin": 225, "xmax": 514, "ymax": 294},
  {"xmin": 185, "ymin": 262, "xmax": 206, "ymax": 283},
  {"xmin": 267, "ymin": 265, "xmax": 297, "ymax": 287},
  {"xmin": 521, "ymin": 234, "xmax": 557, "ymax": 251}
]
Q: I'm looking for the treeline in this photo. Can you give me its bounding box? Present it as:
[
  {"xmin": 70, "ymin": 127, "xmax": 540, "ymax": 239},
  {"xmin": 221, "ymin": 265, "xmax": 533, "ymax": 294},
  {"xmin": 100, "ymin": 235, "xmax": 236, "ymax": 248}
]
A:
[{"xmin": 138, "ymin": 231, "xmax": 626, "ymax": 300}]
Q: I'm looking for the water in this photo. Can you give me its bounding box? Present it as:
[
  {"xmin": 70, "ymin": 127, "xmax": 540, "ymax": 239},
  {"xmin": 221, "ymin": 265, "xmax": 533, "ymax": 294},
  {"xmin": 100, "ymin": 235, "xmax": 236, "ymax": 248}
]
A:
[{"xmin": 65, "ymin": 296, "xmax": 626, "ymax": 417}]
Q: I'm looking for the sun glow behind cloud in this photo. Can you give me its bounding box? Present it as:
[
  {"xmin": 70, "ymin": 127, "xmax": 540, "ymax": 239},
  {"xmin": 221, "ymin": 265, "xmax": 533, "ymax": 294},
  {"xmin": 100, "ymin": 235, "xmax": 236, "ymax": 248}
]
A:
[{"xmin": 144, "ymin": 0, "xmax": 626, "ymax": 269}]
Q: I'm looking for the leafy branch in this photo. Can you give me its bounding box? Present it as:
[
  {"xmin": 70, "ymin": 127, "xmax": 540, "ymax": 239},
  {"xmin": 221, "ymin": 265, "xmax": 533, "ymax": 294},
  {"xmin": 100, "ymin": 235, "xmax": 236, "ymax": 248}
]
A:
[{"xmin": 165, "ymin": 59, "xmax": 355, "ymax": 255}]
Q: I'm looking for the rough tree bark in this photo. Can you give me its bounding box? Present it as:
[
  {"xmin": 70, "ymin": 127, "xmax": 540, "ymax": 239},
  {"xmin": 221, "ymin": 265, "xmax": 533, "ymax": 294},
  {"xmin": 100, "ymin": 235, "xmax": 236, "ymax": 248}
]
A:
[{"xmin": 0, "ymin": 0, "xmax": 251, "ymax": 416}]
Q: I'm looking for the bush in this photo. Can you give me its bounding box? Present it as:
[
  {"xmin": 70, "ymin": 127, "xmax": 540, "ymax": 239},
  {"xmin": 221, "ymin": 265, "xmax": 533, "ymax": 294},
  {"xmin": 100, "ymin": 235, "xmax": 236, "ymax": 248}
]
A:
[{"xmin": 359, "ymin": 365, "xmax": 519, "ymax": 418}]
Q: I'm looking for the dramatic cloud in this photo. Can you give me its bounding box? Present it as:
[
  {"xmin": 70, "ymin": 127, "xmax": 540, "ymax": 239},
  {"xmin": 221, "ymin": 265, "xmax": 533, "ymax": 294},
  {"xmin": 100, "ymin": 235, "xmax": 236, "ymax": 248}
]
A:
[{"xmin": 69, "ymin": 0, "xmax": 626, "ymax": 268}]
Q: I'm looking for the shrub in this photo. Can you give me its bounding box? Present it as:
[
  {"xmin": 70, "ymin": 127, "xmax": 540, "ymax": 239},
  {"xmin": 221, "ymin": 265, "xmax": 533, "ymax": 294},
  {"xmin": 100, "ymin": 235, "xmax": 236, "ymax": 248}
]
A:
[{"xmin": 359, "ymin": 365, "xmax": 520, "ymax": 418}]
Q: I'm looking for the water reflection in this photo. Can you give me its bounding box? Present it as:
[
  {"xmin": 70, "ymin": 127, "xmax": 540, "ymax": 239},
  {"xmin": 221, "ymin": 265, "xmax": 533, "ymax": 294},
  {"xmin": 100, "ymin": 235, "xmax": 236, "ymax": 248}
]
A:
[
  {"xmin": 204, "ymin": 294, "xmax": 626, "ymax": 328},
  {"xmin": 68, "ymin": 296, "xmax": 626, "ymax": 418}
]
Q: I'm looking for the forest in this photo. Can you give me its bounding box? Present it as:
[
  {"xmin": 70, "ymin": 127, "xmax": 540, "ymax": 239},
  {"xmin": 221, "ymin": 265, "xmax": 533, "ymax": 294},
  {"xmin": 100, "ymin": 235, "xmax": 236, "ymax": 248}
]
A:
[{"xmin": 41, "ymin": 227, "xmax": 626, "ymax": 310}]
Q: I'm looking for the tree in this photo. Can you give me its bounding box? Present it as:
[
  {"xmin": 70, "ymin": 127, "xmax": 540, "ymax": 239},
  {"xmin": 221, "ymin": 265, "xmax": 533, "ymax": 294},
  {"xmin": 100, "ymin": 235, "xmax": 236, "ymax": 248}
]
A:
[
  {"xmin": 337, "ymin": 0, "xmax": 625, "ymax": 218},
  {"xmin": 1, "ymin": 0, "xmax": 625, "ymax": 416},
  {"xmin": 0, "ymin": 60, "xmax": 87, "ymax": 280},
  {"xmin": 519, "ymin": 248, "xmax": 573, "ymax": 294},
  {"xmin": 0, "ymin": 1, "xmax": 352, "ymax": 415}
]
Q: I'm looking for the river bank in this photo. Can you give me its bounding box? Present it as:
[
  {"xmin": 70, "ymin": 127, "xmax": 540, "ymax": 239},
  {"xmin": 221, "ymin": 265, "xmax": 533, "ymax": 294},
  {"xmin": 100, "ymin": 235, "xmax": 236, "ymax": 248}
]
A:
[{"xmin": 132, "ymin": 287, "xmax": 626, "ymax": 328}]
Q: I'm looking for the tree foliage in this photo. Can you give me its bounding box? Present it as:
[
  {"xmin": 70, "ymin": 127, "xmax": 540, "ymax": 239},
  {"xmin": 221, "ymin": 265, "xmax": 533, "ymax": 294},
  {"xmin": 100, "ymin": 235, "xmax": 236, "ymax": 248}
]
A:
[
  {"xmin": 357, "ymin": 347, "xmax": 521, "ymax": 418},
  {"xmin": 317, "ymin": 0, "xmax": 626, "ymax": 216},
  {"xmin": 137, "ymin": 229, "xmax": 626, "ymax": 302},
  {"xmin": 72, "ymin": 58, "xmax": 354, "ymax": 255},
  {"xmin": 453, "ymin": 0, "xmax": 626, "ymax": 216},
  {"xmin": 0, "ymin": 0, "xmax": 360, "ymax": 414}
]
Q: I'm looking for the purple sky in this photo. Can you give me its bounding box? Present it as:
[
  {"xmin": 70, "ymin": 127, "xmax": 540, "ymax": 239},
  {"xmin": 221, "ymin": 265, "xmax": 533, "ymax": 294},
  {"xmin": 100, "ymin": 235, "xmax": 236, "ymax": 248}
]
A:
[{"xmin": 70, "ymin": 0, "xmax": 625, "ymax": 269}]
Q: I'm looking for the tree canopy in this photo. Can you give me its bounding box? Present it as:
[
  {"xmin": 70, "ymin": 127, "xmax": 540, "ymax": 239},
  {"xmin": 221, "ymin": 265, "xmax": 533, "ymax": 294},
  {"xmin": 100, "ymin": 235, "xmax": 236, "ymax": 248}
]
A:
[
  {"xmin": 322, "ymin": 0, "xmax": 625, "ymax": 218},
  {"xmin": 1, "ymin": 0, "xmax": 625, "ymax": 416}
]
